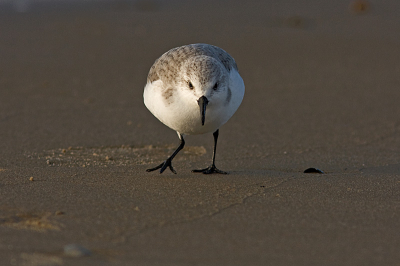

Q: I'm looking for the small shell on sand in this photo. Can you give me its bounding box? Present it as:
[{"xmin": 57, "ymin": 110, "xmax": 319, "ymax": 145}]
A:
[
  {"xmin": 64, "ymin": 244, "xmax": 91, "ymax": 257},
  {"xmin": 349, "ymin": 0, "xmax": 370, "ymax": 14}
]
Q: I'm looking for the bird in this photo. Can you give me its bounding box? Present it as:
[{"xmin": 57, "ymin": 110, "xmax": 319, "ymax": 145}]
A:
[{"xmin": 143, "ymin": 43, "xmax": 245, "ymax": 174}]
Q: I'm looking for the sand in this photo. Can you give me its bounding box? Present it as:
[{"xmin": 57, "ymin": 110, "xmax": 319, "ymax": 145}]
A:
[{"xmin": 1, "ymin": 0, "xmax": 400, "ymax": 265}]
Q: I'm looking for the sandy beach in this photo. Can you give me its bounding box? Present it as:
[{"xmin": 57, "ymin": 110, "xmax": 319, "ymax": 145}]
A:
[{"xmin": 1, "ymin": 0, "xmax": 400, "ymax": 265}]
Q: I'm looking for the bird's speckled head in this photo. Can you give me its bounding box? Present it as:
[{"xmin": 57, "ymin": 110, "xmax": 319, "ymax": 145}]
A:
[{"xmin": 178, "ymin": 55, "xmax": 230, "ymax": 106}]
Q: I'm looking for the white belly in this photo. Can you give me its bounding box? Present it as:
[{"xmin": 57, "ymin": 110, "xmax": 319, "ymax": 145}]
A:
[{"xmin": 144, "ymin": 70, "xmax": 244, "ymax": 135}]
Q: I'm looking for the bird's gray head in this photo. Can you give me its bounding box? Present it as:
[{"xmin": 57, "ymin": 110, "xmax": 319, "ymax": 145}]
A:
[{"xmin": 179, "ymin": 55, "xmax": 230, "ymax": 126}]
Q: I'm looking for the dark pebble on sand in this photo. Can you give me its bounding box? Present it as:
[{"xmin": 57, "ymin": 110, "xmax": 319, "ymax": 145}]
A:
[{"xmin": 304, "ymin": 168, "xmax": 324, "ymax": 174}]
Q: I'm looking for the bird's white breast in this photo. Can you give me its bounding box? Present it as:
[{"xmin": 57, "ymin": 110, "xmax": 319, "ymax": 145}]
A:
[{"xmin": 144, "ymin": 69, "xmax": 244, "ymax": 135}]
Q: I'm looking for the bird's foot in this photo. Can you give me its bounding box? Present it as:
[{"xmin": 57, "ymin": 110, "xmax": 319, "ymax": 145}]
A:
[
  {"xmin": 146, "ymin": 158, "xmax": 176, "ymax": 174},
  {"xmin": 192, "ymin": 164, "xmax": 228, "ymax": 175}
]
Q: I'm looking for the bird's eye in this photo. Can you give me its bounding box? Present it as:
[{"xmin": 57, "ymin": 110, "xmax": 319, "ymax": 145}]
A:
[
  {"xmin": 188, "ymin": 82, "xmax": 194, "ymax": 90},
  {"xmin": 213, "ymin": 82, "xmax": 218, "ymax": 90}
]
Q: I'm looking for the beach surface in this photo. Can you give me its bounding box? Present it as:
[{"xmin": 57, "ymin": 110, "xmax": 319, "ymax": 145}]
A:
[{"xmin": 1, "ymin": 0, "xmax": 400, "ymax": 265}]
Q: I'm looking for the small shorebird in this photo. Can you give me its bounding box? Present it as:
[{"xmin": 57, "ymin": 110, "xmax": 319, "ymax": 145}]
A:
[{"xmin": 143, "ymin": 44, "xmax": 245, "ymax": 174}]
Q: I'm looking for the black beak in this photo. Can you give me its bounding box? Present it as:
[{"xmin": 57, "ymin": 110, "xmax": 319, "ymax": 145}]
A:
[{"xmin": 197, "ymin": 96, "xmax": 209, "ymax": 126}]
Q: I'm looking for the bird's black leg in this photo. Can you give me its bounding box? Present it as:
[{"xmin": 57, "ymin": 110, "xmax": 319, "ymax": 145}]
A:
[
  {"xmin": 146, "ymin": 133, "xmax": 185, "ymax": 174},
  {"xmin": 192, "ymin": 129, "xmax": 228, "ymax": 174}
]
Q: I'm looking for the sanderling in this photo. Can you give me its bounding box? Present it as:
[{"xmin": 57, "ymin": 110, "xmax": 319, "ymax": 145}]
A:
[{"xmin": 143, "ymin": 43, "xmax": 245, "ymax": 174}]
